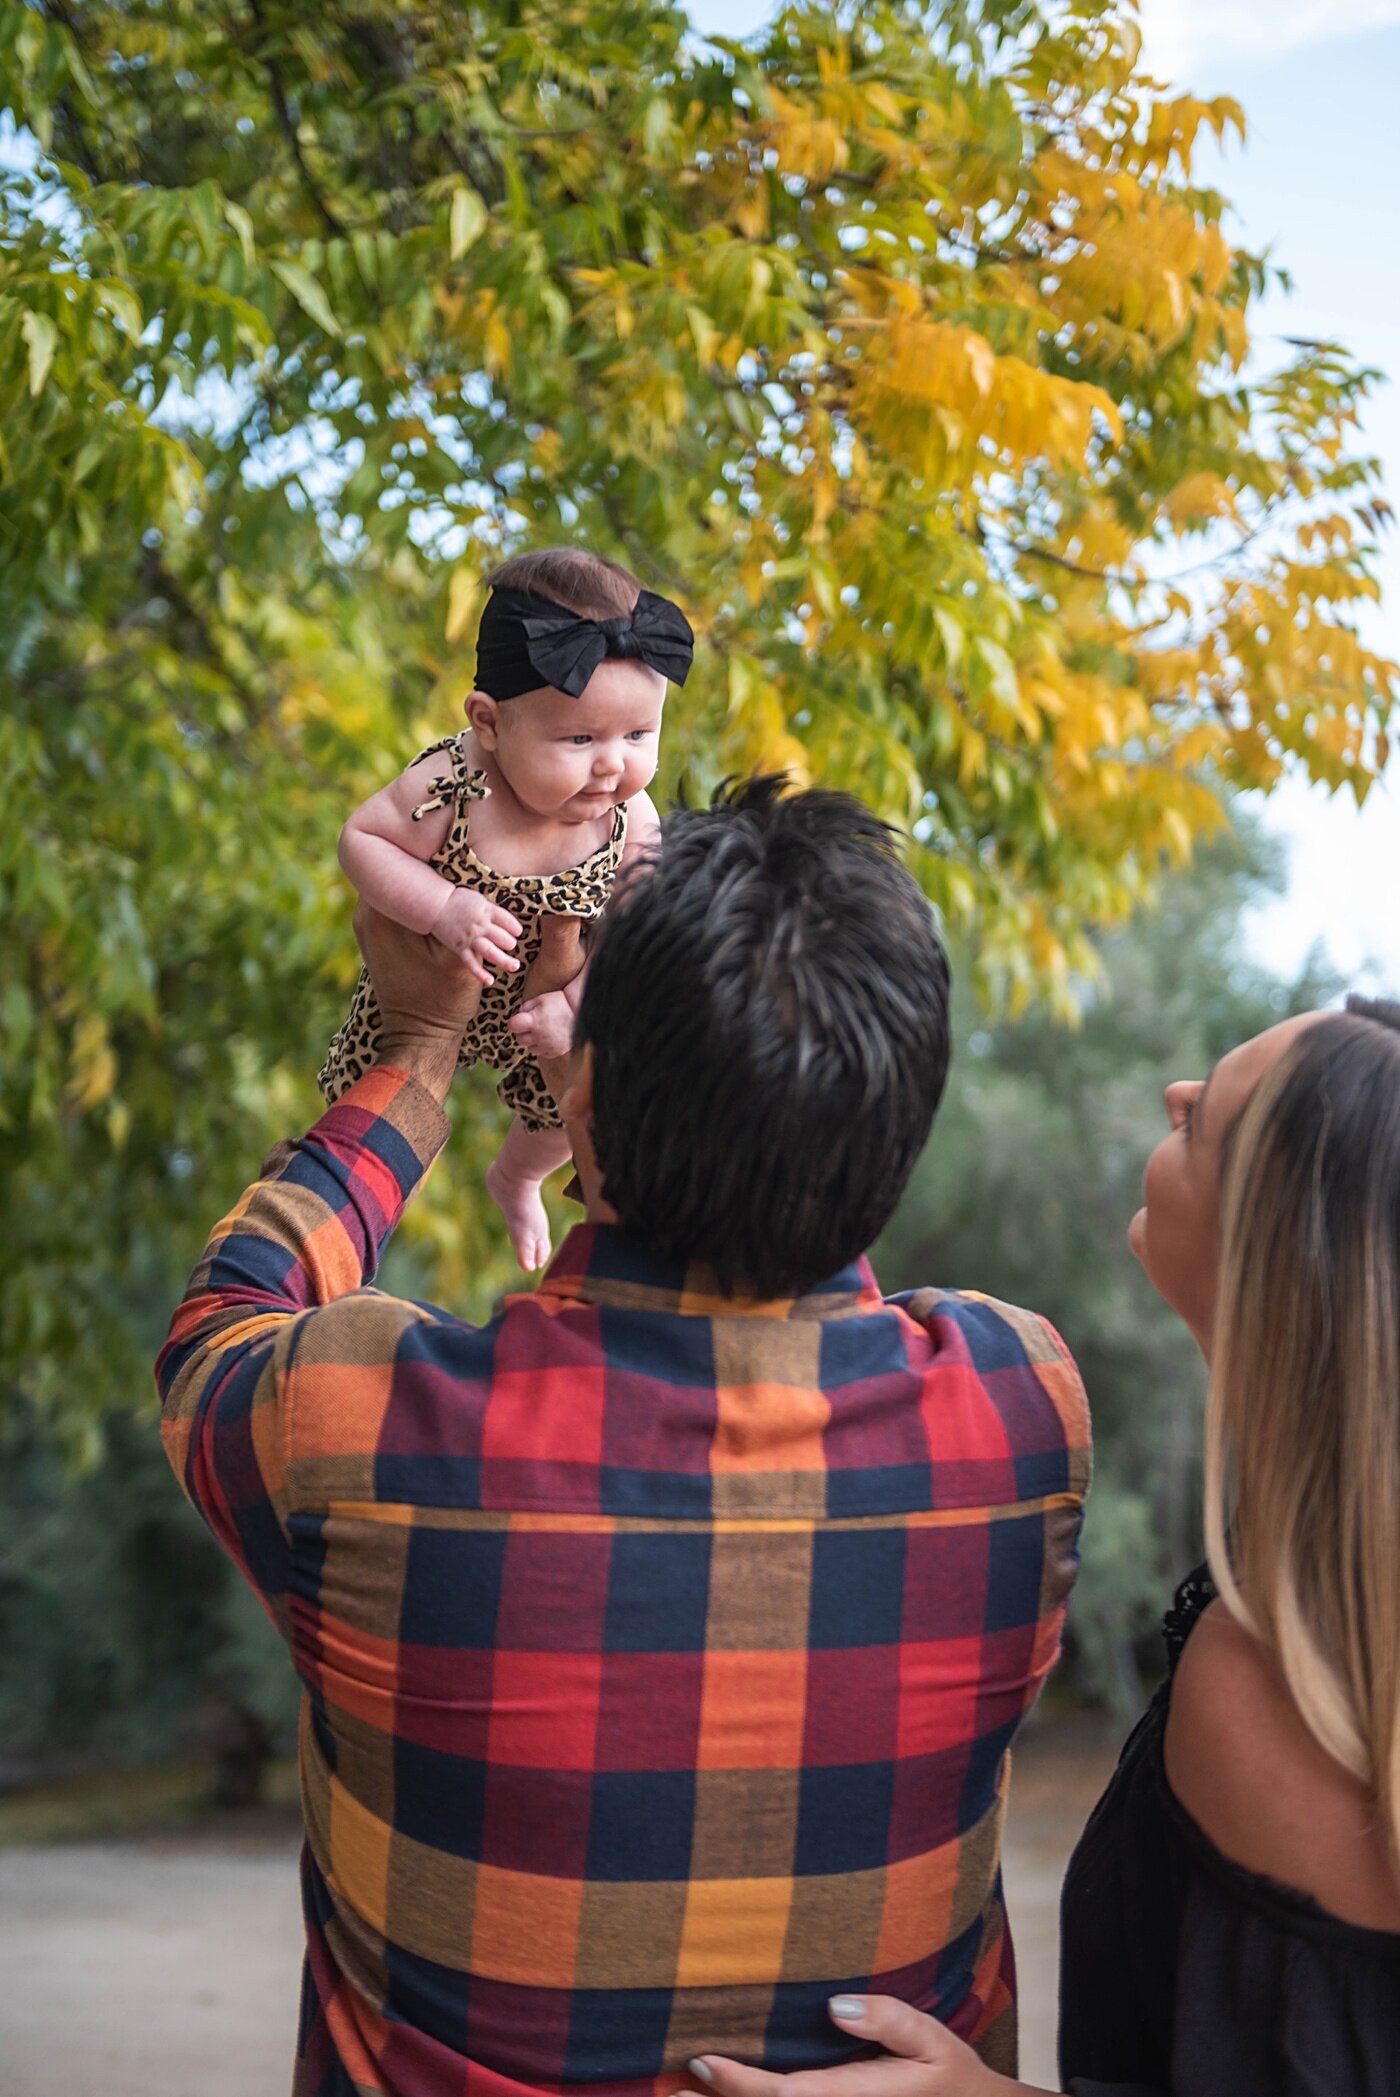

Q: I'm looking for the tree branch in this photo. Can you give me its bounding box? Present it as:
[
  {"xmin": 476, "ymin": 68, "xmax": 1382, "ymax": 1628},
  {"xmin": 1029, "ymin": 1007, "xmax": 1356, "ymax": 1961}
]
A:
[
  {"xmin": 245, "ymin": 0, "xmax": 346, "ymax": 238},
  {"xmin": 38, "ymin": 0, "xmax": 117, "ymax": 187},
  {"xmin": 147, "ymin": 555, "xmax": 271, "ymax": 718}
]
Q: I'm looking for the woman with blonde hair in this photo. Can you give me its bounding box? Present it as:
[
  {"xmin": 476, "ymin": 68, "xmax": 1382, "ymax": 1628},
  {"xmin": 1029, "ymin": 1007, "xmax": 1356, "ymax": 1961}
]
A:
[{"xmin": 690, "ymin": 997, "xmax": 1400, "ymax": 2096}]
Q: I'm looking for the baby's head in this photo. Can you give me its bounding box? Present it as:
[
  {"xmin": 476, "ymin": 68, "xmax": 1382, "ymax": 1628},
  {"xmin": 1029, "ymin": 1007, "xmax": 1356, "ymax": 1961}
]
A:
[{"xmin": 465, "ymin": 548, "xmax": 692, "ymax": 824}]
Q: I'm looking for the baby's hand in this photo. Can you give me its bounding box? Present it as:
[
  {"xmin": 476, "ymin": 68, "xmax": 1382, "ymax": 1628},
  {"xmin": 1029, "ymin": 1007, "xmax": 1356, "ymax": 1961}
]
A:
[
  {"xmin": 509, "ymin": 988, "xmax": 578, "ymax": 1062},
  {"xmin": 429, "ymin": 887, "xmax": 522, "ymax": 986}
]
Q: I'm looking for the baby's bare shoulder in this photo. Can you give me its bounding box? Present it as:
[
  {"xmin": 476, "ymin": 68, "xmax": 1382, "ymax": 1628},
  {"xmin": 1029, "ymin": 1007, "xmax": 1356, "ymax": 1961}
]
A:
[{"xmin": 343, "ymin": 748, "xmax": 461, "ymax": 857}]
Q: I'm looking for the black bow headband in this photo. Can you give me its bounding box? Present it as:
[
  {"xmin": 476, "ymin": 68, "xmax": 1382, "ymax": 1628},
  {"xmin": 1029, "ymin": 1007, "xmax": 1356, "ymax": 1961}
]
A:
[{"xmin": 475, "ymin": 584, "xmax": 694, "ymax": 701}]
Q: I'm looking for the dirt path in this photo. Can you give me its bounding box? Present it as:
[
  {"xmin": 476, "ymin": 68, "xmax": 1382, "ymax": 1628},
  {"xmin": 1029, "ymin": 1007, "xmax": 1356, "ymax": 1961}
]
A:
[
  {"xmin": 0, "ymin": 1722, "xmax": 1119, "ymax": 2097},
  {"xmin": 0, "ymin": 1822, "xmax": 306, "ymax": 2097}
]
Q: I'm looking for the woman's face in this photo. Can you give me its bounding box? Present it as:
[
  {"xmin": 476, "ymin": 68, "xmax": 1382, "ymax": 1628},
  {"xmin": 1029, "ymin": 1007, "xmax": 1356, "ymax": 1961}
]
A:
[{"xmin": 1129, "ymin": 1012, "xmax": 1323, "ymax": 1354}]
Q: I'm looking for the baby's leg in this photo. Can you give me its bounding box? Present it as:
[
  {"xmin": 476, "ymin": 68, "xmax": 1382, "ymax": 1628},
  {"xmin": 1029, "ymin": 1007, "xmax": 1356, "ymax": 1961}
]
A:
[{"xmin": 485, "ymin": 1118, "xmax": 573, "ymax": 1272}]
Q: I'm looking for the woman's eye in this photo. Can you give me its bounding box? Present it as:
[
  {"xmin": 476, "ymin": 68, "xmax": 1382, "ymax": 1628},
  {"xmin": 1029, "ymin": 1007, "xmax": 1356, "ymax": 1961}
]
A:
[{"xmin": 1180, "ymin": 1097, "xmax": 1196, "ymax": 1136}]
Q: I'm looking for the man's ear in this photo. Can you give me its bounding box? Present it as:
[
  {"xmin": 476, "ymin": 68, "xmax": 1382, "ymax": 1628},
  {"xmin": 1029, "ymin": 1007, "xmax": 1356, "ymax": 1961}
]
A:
[
  {"xmin": 466, "ymin": 690, "xmax": 501, "ymax": 749},
  {"xmin": 555, "ymin": 1041, "xmax": 593, "ymax": 1130},
  {"xmin": 556, "ymin": 1043, "xmax": 613, "ymax": 1222}
]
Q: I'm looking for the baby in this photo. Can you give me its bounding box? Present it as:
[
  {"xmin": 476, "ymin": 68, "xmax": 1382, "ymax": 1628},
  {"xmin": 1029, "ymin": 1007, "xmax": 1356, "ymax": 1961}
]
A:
[{"xmin": 319, "ymin": 547, "xmax": 693, "ymax": 1268}]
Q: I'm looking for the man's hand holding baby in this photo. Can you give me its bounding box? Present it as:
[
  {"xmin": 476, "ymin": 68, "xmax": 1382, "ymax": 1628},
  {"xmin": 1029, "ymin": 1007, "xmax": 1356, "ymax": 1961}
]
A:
[
  {"xmin": 354, "ymin": 901, "xmax": 484, "ymax": 1105},
  {"xmin": 429, "ymin": 887, "xmax": 524, "ymax": 986}
]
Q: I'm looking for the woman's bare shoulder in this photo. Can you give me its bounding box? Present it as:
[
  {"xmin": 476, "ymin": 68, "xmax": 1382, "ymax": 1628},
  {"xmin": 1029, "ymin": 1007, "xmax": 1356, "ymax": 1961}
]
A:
[{"xmin": 1164, "ymin": 1598, "xmax": 1400, "ymax": 1930}]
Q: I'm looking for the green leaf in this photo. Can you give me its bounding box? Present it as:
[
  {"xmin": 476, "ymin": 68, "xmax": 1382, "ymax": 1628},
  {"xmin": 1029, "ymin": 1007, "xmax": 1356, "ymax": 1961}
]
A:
[
  {"xmin": 270, "ymin": 259, "xmax": 340, "ymax": 338},
  {"xmin": 351, "ymin": 231, "xmax": 379, "ymax": 291},
  {"xmin": 539, "ymin": 283, "xmax": 571, "ymax": 342},
  {"xmin": 189, "ymin": 180, "xmax": 222, "ymax": 262},
  {"xmin": 449, "ymin": 186, "xmax": 487, "ymax": 262},
  {"xmin": 223, "ymin": 199, "xmax": 256, "ymax": 270},
  {"xmin": 20, "ymin": 310, "xmax": 57, "ymax": 396},
  {"xmin": 94, "ymin": 282, "xmax": 143, "ymax": 338}
]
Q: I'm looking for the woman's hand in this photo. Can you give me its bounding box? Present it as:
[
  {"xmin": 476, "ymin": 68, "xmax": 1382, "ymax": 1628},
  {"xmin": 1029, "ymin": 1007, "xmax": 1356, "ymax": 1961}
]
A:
[{"xmin": 690, "ymin": 1996, "xmax": 1040, "ymax": 2097}]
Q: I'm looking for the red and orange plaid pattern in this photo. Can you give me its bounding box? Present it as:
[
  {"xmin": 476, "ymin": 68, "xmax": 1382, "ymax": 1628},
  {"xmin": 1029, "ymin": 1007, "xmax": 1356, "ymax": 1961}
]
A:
[{"xmin": 157, "ymin": 1067, "xmax": 1091, "ymax": 2097}]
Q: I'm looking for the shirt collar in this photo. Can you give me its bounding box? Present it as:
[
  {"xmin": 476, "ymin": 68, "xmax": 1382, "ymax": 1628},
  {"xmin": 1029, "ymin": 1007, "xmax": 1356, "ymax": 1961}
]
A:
[{"xmin": 533, "ymin": 1223, "xmax": 884, "ymax": 1320}]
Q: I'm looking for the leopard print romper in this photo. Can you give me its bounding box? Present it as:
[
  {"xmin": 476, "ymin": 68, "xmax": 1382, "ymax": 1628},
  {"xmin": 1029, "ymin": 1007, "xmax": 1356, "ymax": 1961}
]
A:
[{"xmin": 319, "ymin": 732, "xmax": 629, "ymax": 1131}]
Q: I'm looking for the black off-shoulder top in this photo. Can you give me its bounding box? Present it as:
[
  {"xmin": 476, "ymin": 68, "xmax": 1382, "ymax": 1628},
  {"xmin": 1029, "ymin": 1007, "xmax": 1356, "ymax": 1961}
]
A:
[{"xmin": 1058, "ymin": 1569, "xmax": 1400, "ymax": 2097}]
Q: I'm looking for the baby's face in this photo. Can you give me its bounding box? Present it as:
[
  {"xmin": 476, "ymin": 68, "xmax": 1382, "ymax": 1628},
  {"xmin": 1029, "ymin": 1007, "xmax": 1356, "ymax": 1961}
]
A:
[{"xmin": 486, "ymin": 660, "xmax": 664, "ymax": 821}]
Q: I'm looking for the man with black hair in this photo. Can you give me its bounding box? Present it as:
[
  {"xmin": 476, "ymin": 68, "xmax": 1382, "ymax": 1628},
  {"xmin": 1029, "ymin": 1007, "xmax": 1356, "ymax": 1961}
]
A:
[{"xmin": 158, "ymin": 780, "xmax": 1089, "ymax": 2097}]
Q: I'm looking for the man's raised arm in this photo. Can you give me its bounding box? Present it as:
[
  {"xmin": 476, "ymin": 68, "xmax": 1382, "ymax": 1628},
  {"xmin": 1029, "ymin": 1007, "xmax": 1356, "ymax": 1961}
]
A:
[{"xmin": 153, "ymin": 908, "xmax": 482, "ymax": 1614}]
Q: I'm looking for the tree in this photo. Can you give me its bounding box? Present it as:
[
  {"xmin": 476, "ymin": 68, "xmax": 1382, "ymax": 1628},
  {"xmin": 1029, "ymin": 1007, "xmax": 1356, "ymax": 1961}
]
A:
[
  {"xmin": 0, "ymin": 1398, "xmax": 301, "ymax": 1786},
  {"xmin": 875, "ymin": 818, "xmax": 1342, "ymax": 1708},
  {"xmin": 0, "ymin": 813, "xmax": 1342, "ymax": 1793},
  {"xmin": 0, "ymin": 0, "xmax": 1394, "ymax": 1429}
]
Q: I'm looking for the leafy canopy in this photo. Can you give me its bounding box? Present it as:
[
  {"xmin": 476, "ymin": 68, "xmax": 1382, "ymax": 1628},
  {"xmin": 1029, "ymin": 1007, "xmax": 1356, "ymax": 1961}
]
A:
[{"xmin": 0, "ymin": 0, "xmax": 1394, "ymax": 1426}]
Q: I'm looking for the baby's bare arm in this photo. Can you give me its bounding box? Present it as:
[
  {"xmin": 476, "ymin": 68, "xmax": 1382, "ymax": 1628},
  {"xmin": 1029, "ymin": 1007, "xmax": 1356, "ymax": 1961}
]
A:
[
  {"xmin": 341, "ymin": 756, "xmax": 522, "ymax": 983},
  {"xmin": 339, "ymin": 756, "xmax": 464, "ymax": 935}
]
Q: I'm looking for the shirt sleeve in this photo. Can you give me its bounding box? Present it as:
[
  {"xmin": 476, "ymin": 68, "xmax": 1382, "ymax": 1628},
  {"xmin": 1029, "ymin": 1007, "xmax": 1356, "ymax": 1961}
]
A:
[
  {"xmin": 154, "ymin": 1064, "xmax": 450, "ymax": 1628},
  {"xmin": 887, "ymin": 1286, "xmax": 1092, "ymax": 1748}
]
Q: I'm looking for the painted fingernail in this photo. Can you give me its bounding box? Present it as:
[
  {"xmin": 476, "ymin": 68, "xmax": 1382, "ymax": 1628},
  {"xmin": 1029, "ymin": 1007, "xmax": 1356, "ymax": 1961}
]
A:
[
  {"xmin": 688, "ymin": 2060, "xmax": 714, "ymax": 2085},
  {"xmin": 829, "ymin": 1996, "xmax": 867, "ymax": 2020}
]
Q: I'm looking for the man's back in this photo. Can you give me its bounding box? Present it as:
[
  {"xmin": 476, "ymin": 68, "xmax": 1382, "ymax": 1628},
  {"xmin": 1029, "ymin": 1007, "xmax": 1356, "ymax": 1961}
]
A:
[{"xmin": 161, "ymin": 1074, "xmax": 1089, "ymax": 2096}]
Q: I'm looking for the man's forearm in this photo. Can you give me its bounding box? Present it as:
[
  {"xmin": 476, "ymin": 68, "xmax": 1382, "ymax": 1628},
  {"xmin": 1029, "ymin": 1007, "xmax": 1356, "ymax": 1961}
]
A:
[{"xmin": 377, "ymin": 1028, "xmax": 465, "ymax": 1106}]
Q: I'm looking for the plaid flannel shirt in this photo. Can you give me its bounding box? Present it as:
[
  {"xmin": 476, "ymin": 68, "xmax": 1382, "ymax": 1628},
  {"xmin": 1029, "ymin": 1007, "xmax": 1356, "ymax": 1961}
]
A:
[{"xmin": 157, "ymin": 1067, "xmax": 1091, "ymax": 2097}]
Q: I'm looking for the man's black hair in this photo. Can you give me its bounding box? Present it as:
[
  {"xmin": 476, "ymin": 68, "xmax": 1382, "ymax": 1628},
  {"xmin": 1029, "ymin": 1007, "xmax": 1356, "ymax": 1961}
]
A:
[{"xmin": 577, "ymin": 777, "xmax": 952, "ymax": 1298}]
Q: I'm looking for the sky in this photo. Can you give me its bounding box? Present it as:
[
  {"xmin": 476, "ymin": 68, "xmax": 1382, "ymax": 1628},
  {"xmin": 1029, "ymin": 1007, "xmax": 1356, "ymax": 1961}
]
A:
[{"xmin": 691, "ymin": 0, "xmax": 1400, "ymax": 993}]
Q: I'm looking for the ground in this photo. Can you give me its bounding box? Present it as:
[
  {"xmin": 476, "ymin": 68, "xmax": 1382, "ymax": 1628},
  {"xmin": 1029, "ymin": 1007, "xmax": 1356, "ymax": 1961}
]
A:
[{"xmin": 0, "ymin": 1716, "xmax": 1120, "ymax": 2097}]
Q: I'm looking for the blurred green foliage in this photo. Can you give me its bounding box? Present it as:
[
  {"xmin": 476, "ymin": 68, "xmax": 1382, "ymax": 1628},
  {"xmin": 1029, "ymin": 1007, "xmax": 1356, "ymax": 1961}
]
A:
[
  {"xmin": 0, "ymin": 820, "xmax": 1342, "ymax": 1781},
  {"xmin": 876, "ymin": 818, "xmax": 1341, "ymax": 1709},
  {"xmin": 0, "ymin": 1401, "xmax": 301, "ymax": 1775}
]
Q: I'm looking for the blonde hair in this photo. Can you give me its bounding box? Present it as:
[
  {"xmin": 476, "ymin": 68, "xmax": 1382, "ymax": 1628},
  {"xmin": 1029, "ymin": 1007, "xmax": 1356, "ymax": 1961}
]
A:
[{"xmin": 1205, "ymin": 999, "xmax": 1400, "ymax": 1858}]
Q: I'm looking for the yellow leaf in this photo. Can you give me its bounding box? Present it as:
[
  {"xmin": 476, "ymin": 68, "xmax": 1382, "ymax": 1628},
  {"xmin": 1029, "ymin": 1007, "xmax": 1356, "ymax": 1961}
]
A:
[
  {"xmin": 733, "ymin": 190, "xmax": 768, "ymax": 240},
  {"xmin": 69, "ymin": 1014, "xmax": 116, "ymax": 1111},
  {"xmin": 484, "ymin": 312, "xmax": 512, "ymax": 375},
  {"xmin": 687, "ymin": 304, "xmax": 718, "ymax": 365},
  {"xmin": 445, "ymin": 568, "xmax": 481, "ymax": 644},
  {"xmin": 963, "ymin": 333, "xmax": 995, "ymax": 400},
  {"xmin": 1159, "ymin": 807, "xmax": 1194, "ymax": 861}
]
